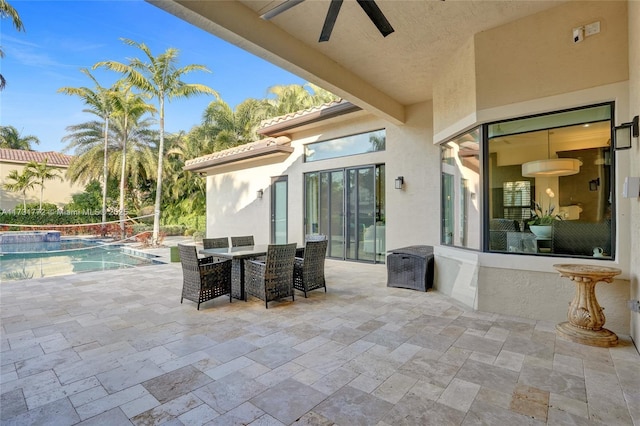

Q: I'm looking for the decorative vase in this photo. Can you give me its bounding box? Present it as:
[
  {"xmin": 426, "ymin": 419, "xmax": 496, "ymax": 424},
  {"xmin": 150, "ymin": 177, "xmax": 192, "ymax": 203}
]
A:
[{"xmin": 530, "ymin": 225, "xmax": 552, "ymax": 238}]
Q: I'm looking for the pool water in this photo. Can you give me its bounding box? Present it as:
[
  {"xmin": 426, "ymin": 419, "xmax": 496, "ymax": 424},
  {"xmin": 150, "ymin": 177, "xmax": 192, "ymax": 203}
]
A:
[{"xmin": 0, "ymin": 239, "xmax": 162, "ymax": 281}]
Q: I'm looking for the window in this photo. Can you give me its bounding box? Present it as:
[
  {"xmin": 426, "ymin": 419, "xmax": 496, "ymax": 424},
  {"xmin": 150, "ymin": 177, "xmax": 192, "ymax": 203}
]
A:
[
  {"xmin": 441, "ymin": 103, "xmax": 614, "ymax": 258},
  {"xmin": 440, "ymin": 128, "xmax": 482, "ymax": 249},
  {"xmin": 305, "ymin": 129, "xmax": 385, "ymax": 162}
]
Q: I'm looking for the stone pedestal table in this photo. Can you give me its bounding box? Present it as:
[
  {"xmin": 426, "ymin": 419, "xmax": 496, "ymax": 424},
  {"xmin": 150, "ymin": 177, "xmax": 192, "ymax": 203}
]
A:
[{"xmin": 553, "ymin": 263, "xmax": 622, "ymax": 348}]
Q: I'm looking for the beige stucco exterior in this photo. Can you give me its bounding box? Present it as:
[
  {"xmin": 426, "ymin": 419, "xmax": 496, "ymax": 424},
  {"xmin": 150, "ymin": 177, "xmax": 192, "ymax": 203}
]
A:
[
  {"xmin": 0, "ymin": 160, "xmax": 83, "ymax": 211},
  {"xmin": 178, "ymin": 1, "xmax": 639, "ymax": 343}
]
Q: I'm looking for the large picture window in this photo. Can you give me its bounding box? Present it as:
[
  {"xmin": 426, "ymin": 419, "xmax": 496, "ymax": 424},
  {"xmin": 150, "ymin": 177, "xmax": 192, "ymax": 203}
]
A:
[{"xmin": 441, "ymin": 103, "xmax": 614, "ymax": 259}]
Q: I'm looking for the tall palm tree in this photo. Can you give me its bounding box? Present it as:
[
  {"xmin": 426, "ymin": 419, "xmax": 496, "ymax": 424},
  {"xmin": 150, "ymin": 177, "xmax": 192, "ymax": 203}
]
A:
[
  {"xmin": 62, "ymin": 114, "xmax": 157, "ymax": 205},
  {"xmin": 111, "ymin": 82, "xmax": 156, "ymax": 236},
  {"xmin": 58, "ymin": 68, "xmax": 116, "ymax": 229},
  {"xmin": 0, "ymin": 0, "xmax": 25, "ymax": 91},
  {"xmin": 0, "ymin": 125, "xmax": 39, "ymax": 150},
  {"xmin": 95, "ymin": 38, "xmax": 219, "ymax": 245},
  {"xmin": 24, "ymin": 159, "xmax": 62, "ymax": 210},
  {"xmin": 2, "ymin": 168, "xmax": 35, "ymax": 209}
]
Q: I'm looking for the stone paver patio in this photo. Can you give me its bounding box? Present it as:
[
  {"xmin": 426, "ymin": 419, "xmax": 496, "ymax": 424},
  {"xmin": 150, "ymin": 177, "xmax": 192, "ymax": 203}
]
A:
[{"xmin": 1, "ymin": 253, "xmax": 639, "ymax": 425}]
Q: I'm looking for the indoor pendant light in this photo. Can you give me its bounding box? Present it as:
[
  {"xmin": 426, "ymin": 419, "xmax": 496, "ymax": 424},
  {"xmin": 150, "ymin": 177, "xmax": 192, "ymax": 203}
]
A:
[{"xmin": 522, "ymin": 130, "xmax": 582, "ymax": 177}]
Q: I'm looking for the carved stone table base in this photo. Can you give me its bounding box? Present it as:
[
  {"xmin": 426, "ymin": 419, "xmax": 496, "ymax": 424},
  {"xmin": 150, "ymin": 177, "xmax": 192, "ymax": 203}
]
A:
[
  {"xmin": 555, "ymin": 321, "xmax": 618, "ymax": 348},
  {"xmin": 553, "ymin": 264, "xmax": 622, "ymax": 348}
]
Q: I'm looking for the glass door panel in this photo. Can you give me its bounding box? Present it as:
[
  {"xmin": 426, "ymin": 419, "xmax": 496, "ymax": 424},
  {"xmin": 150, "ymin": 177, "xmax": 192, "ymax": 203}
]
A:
[
  {"xmin": 328, "ymin": 171, "xmax": 345, "ymax": 258},
  {"xmin": 271, "ymin": 176, "xmax": 287, "ymax": 244},
  {"xmin": 346, "ymin": 166, "xmax": 376, "ymax": 261}
]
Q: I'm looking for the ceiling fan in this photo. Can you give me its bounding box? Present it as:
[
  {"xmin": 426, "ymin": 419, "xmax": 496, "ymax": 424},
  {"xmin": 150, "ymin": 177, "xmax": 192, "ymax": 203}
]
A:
[{"xmin": 260, "ymin": 0, "xmax": 394, "ymax": 42}]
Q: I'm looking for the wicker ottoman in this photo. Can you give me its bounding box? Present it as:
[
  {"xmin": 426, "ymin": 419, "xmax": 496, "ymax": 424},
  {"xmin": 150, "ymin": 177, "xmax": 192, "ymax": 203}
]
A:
[{"xmin": 387, "ymin": 245, "xmax": 434, "ymax": 291}]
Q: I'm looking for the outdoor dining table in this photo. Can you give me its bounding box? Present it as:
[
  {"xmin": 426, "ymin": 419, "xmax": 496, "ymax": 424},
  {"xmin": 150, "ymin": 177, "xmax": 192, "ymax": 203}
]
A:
[{"xmin": 199, "ymin": 244, "xmax": 302, "ymax": 301}]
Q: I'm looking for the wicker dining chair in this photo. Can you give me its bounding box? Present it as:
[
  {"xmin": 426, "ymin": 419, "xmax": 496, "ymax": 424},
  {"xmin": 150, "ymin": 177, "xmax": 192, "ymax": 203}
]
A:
[
  {"xmin": 293, "ymin": 239, "xmax": 328, "ymax": 297},
  {"xmin": 295, "ymin": 234, "xmax": 327, "ymax": 258},
  {"xmin": 203, "ymin": 237, "xmax": 229, "ymax": 262},
  {"xmin": 178, "ymin": 244, "xmax": 232, "ymax": 310},
  {"xmin": 203, "ymin": 237, "xmax": 229, "ymax": 249},
  {"xmin": 244, "ymin": 243, "xmax": 297, "ymax": 308},
  {"xmin": 231, "ymin": 235, "xmax": 254, "ymax": 247}
]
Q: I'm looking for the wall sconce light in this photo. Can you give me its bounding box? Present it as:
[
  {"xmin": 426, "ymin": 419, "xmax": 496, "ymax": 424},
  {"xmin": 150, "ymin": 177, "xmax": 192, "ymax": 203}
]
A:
[
  {"xmin": 256, "ymin": 189, "xmax": 263, "ymax": 199},
  {"xmin": 614, "ymin": 115, "xmax": 639, "ymax": 150},
  {"xmin": 589, "ymin": 177, "xmax": 600, "ymax": 191},
  {"xmin": 394, "ymin": 176, "xmax": 404, "ymax": 190}
]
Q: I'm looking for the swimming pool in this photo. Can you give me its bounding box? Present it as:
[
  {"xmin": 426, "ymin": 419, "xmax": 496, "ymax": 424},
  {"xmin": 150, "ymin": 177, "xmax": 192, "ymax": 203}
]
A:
[{"xmin": 0, "ymin": 238, "xmax": 162, "ymax": 281}]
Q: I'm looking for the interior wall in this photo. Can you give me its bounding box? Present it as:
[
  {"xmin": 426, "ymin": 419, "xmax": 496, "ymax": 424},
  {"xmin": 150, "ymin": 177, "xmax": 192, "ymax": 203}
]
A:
[{"xmin": 475, "ymin": 1, "xmax": 628, "ymax": 111}]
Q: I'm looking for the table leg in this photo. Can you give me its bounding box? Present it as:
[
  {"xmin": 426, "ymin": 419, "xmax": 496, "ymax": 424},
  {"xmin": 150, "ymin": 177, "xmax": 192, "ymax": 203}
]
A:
[{"xmin": 555, "ymin": 276, "xmax": 618, "ymax": 347}]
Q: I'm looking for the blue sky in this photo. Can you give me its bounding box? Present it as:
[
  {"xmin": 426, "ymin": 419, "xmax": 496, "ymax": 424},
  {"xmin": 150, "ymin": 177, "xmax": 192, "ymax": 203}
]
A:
[{"xmin": 1, "ymin": 0, "xmax": 306, "ymax": 152}]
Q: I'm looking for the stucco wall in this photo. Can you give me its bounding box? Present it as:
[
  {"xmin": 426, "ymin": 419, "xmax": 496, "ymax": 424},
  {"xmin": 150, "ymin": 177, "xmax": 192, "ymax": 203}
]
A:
[
  {"xmin": 475, "ymin": 1, "xmax": 628, "ymax": 111},
  {"xmin": 433, "ymin": 1, "xmax": 629, "ymax": 140},
  {"xmin": 432, "ymin": 38, "xmax": 477, "ymax": 138},
  {"xmin": 0, "ymin": 162, "xmax": 83, "ymax": 210}
]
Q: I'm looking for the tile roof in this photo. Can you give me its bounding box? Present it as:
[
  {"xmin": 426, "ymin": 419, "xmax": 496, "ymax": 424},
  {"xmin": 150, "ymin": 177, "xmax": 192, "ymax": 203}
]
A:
[
  {"xmin": 259, "ymin": 99, "xmax": 349, "ymax": 129},
  {"xmin": 0, "ymin": 148, "xmax": 73, "ymax": 167},
  {"xmin": 184, "ymin": 136, "xmax": 293, "ymax": 172}
]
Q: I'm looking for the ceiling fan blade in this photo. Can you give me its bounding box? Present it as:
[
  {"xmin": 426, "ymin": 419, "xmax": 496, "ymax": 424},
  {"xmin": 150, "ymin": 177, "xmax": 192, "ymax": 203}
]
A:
[
  {"xmin": 319, "ymin": 0, "xmax": 343, "ymax": 42},
  {"xmin": 356, "ymin": 0, "xmax": 394, "ymax": 37},
  {"xmin": 260, "ymin": 0, "xmax": 305, "ymax": 20}
]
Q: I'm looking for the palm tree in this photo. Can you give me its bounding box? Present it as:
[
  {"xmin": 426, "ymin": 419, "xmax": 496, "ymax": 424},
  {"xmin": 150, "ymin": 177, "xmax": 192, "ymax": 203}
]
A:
[
  {"xmin": 2, "ymin": 168, "xmax": 35, "ymax": 209},
  {"xmin": 59, "ymin": 68, "xmax": 116, "ymax": 229},
  {"xmin": 0, "ymin": 125, "xmax": 39, "ymax": 150},
  {"xmin": 264, "ymin": 83, "xmax": 338, "ymax": 117},
  {"xmin": 0, "ymin": 0, "xmax": 25, "ymax": 91},
  {"xmin": 111, "ymin": 82, "xmax": 156, "ymax": 236},
  {"xmin": 24, "ymin": 159, "xmax": 62, "ymax": 210},
  {"xmin": 202, "ymin": 98, "xmax": 269, "ymax": 150},
  {"xmin": 62, "ymin": 114, "xmax": 158, "ymax": 211},
  {"xmin": 95, "ymin": 38, "xmax": 218, "ymax": 245}
]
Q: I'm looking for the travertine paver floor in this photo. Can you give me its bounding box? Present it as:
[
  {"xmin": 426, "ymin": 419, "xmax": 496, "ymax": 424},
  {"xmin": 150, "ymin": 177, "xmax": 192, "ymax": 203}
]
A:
[{"xmin": 1, "ymin": 255, "xmax": 639, "ymax": 425}]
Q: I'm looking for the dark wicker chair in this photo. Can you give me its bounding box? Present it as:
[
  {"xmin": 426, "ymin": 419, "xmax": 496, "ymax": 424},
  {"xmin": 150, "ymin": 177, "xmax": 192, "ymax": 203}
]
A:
[
  {"xmin": 178, "ymin": 244, "xmax": 232, "ymax": 310},
  {"xmin": 231, "ymin": 235, "xmax": 254, "ymax": 247},
  {"xmin": 244, "ymin": 243, "xmax": 297, "ymax": 308},
  {"xmin": 293, "ymin": 239, "xmax": 328, "ymax": 297},
  {"xmin": 295, "ymin": 234, "xmax": 327, "ymax": 258},
  {"xmin": 203, "ymin": 237, "xmax": 229, "ymax": 249}
]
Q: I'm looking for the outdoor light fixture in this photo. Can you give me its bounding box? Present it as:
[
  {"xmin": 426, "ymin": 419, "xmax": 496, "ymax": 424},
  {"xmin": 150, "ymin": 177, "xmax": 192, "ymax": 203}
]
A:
[
  {"xmin": 395, "ymin": 176, "xmax": 404, "ymax": 190},
  {"xmin": 614, "ymin": 115, "xmax": 639, "ymax": 150},
  {"xmin": 589, "ymin": 177, "xmax": 600, "ymax": 191},
  {"xmin": 257, "ymin": 189, "xmax": 263, "ymax": 199},
  {"xmin": 522, "ymin": 130, "xmax": 582, "ymax": 177}
]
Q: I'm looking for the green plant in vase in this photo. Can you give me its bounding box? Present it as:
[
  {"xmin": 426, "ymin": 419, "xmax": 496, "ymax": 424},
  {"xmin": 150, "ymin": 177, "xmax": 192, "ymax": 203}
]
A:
[{"xmin": 528, "ymin": 194, "xmax": 562, "ymax": 238}]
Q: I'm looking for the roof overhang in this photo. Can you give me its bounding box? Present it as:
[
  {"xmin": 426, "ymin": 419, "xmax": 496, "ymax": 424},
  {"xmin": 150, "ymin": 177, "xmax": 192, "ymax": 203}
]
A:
[
  {"xmin": 258, "ymin": 100, "xmax": 362, "ymax": 137},
  {"xmin": 184, "ymin": 136, "xmax": 293, "ymax": 173}
]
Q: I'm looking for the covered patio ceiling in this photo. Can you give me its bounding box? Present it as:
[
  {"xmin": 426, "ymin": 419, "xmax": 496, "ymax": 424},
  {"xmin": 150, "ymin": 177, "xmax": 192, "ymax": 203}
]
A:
[{"xmin": 147, "ymin": 0, "xmax": 565, "ymax": 125}]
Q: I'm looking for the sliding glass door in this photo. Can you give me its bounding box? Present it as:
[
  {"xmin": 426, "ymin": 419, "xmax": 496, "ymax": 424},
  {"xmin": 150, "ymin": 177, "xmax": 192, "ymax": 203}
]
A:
[{"xmin": 305, "ymin": 165, "xmax": 385, "ymax": 263}]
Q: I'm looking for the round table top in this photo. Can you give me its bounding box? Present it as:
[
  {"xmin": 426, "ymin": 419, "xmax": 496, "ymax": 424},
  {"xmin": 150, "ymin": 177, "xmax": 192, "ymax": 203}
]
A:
[{"xmin": 553, "ymin": 263, "xmax": 622, "ymax": 279}]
